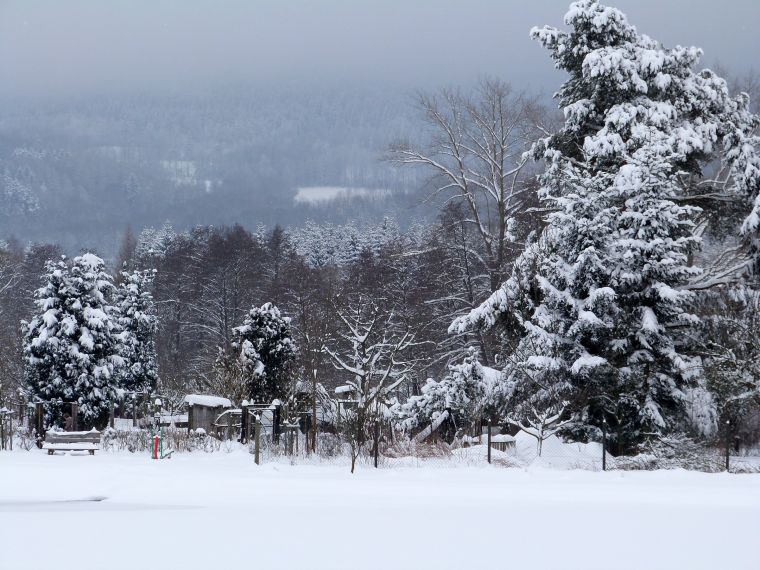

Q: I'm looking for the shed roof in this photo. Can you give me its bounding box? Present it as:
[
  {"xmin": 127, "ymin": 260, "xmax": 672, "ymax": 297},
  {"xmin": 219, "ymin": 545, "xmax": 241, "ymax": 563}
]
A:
[{"xmin": 183, "ymin": 394, "xmax": 232, "ymax": 408}]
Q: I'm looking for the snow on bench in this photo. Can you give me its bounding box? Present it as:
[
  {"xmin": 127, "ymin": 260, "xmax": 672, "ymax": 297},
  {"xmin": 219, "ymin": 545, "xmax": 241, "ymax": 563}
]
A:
[{"xmin": 42, "ymin": 429, "xmax": 101, "ymax": 455}]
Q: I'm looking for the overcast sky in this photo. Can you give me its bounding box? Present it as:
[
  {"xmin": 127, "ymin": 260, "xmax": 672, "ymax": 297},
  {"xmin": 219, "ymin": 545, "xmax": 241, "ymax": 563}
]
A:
[{"xmin": 1, "ymin": 0, "xmax": 758, "ymax": 99}]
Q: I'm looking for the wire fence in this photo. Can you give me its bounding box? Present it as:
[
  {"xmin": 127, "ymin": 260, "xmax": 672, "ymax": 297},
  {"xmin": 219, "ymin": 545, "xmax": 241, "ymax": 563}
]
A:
[{"xmin": 2, "ymin": 401, "xmax": 759, "ymax": 473}]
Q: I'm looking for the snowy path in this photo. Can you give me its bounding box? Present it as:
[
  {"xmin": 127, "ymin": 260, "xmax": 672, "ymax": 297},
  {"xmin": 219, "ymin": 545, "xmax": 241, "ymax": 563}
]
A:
[{"xmin": 1, "ymin": 451, "xmax": 758, "ymax": 570}]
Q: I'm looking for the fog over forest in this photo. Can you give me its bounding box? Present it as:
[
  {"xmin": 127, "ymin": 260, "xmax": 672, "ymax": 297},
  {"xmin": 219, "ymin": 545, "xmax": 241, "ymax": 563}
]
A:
[{"xmin": 1, "ymin": 0, "xmax": 758, "ymax": 257}]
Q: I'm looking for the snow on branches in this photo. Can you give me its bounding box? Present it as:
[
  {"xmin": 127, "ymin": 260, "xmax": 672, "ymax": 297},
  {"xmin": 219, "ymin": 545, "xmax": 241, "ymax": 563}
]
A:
[
  {"xmin": 115, "ymin": 268, "xmax": 158, "ymax": 395},
  {"xmin": 451, "ymin": 0, "xmax": 760, "ymax": 448},
  {"xmin": 231, "ymin": 302, "xmax": 297, "ymax": 403},
  {"xmin": 23, "ymin": 254, "xmax": 124, "ymax": 427},
  {"xmin": 390, "ymin": 348, "xmax": 507, "ymax": 439}
]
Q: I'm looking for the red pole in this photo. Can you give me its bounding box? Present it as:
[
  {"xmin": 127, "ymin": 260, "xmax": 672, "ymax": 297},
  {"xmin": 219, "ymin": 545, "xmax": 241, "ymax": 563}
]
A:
[{"xmin": 153, "ymin": 435, "xmax": 160, "ymax": 460}]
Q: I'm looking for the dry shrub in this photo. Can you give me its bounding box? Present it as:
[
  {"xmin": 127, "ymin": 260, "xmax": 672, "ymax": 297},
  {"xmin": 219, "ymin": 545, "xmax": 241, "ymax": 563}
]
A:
[
  {"xmin": 102, "ymin": 428, "xmax": 222, "ymax": 453},
  {"xmin": 14, "ymin": 426, "xmax": 36, "ymax": 451},
  {"xmin": 611, "ymin": 435, "xmax": 724, "ymax": 472},
  {"xmin": 316, "ymin": 433, "xmax": 343, "ymax": 458},
  {"xmin": 382, "ymin": 438, "xmax": 453, "ymax": 459}
]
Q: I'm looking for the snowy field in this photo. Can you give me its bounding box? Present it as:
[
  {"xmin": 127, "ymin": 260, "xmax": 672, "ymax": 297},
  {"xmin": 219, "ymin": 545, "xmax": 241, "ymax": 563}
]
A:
[
  {"xmin": 293, "ymin": 185, "xmax": 391, "ymax": 204},
  {"xmin": 1, "ymin": 451, "xmax": 759, "ymax": 570}
]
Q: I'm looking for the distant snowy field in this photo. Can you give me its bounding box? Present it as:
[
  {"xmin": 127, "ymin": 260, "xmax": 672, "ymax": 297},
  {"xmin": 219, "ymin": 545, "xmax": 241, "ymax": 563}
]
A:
[
  {"xmin": 294, "ymin": 186, "xmax": 391, "ymax": 204},
  {"xmin": 1, "ymin": 451, "xmax": 758, "ymax": 570}
]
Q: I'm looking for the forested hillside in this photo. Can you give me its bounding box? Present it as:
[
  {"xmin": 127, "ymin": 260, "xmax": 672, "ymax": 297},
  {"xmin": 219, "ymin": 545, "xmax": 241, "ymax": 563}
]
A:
[{"xmin": 0, "ymin": 84, "xmax": 425, "ymax": 255}]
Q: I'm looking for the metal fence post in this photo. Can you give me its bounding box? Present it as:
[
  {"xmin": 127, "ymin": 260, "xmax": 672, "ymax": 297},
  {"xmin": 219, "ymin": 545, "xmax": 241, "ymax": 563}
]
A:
[
  {"xmin": 602, "ymin": 419, "xmax": 607, "ymax": 471},
  {"xmin": 71, "ymin": 402, "xmax": 78, "ymax": 431}
]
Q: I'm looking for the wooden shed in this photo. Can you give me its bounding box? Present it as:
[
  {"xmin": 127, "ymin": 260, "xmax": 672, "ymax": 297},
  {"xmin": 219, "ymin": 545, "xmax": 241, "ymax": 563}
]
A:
[
  {"xmin": 183, "ymin": 394, "xmax": 233, "ymax": 433},
  {"xmin": 461, "ymin": 432, "xmax": 516, "ymax": 453}
]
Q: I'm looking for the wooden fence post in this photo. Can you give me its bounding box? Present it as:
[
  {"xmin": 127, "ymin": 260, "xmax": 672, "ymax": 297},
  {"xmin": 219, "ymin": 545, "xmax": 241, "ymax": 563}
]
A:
[
  {"xmin": 373, "ymin": 420, "xmax": 379, "ymax": 468},
  {"xmin": 254, "ymin": 416, "xmax": 261, "ymax": 465},
  {"xmin": 35, "ymin": 402, "xmax": 44, "ymax": 447},
  {"xmin": 272, "ymin": 405, "xmax": 280, "ymax": 445},
  {"xmin": 71, "ymin": 403, "xmax": 78, "ymax": 431},
  {"xmin": 240, "ymin": 405, "xmax": 249, "ymax": 444},
  {"xmin": 311, "ymin": 368, "xmax": 318, "ymax": 454},
  {"xmin": 109, "ymin": 403, "xmax": 115, "ymax": 429},
  {"xmin": 487, "ymin": 421, "xmax": 492, "ymax": 464},
  {"xmin": 725, "ymin": 420, "xmax": 731, "ymax": 472}
]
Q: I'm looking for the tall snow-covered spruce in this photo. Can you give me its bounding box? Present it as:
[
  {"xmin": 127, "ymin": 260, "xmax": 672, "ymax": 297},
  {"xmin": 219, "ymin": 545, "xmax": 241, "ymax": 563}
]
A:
[
  {"xmin": 453, "ymin": 0, "xmax": 760, "ymax": 450},
  {"xmin": 115, "ymin": 268, "xmax": 158, "ymax": 395},
  {"xmin": 23, "ymin": 254, "xmax": 123, "ymax": 428},
  {"xmin": 231, "ymin": 302, "xmax": 297, "ymax": 403}
]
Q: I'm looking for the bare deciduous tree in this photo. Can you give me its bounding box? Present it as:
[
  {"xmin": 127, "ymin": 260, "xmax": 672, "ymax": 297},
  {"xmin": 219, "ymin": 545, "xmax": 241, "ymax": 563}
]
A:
[
  {"xmin": 389, "ymin": 78, "xmax": 542, "ymax": 293},
  {"xmin": 323, "ymin": 296, "xmax": 415, "ymax": 472},
  {"xmin": 507, "ymin": 398, "xmax": 571, "ymax": 457}
]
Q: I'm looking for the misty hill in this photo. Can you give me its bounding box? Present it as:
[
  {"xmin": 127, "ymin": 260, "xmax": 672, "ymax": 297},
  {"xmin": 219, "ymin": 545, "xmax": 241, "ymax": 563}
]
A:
[{"xmin": 0, "ymin": 83, "xmax": 428, "ymax": 256}]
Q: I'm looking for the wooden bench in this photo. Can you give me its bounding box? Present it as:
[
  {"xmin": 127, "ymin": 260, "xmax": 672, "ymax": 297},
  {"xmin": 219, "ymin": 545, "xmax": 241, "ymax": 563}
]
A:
[{"xmin": 42, "ymin": 430, "xmax": 101, "ymax": 455}]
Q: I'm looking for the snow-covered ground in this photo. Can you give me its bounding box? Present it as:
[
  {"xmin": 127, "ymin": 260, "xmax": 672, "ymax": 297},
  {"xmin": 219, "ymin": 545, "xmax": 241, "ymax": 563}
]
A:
[{"xmin": 1, "ymin": 449, "xmax": 758, "ymax": 570}]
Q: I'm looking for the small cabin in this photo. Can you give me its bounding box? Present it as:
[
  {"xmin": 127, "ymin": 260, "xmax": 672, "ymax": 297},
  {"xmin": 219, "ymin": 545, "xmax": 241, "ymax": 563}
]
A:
[{"xmin": 183, "ymin": 394, "xmax": 233, "ymax": 433}]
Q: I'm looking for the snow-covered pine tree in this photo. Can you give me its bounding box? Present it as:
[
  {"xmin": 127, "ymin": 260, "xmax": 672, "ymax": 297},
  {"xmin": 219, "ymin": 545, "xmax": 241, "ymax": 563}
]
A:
[
  {"xmin": 519, "ymin": 1, "xmax": 711, "ymax": 447},
  {"xmin": 115, "ymin": 268, "xmax": 158, "ymax": 395},
  {"xmin": 134, "ymin": 222, "xmax": 177, "ymax": 262},
  {"xmin": 391, "ymin": 348, "xmax": 505, "ymax": 441},
  {"xmin": 231, "ymin": 302, "xmax": 297, "ymax": 403},
  {"xmin": 23, "ymin": 254, "xmax": 123, "ymax": 428},
  {"xmin": 454, "ymin": 0, "xmax": 760, "ymax": 450},
  {"xmin": 22, "ymin": 257, "xmax": 70, "ymax": 425}
]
